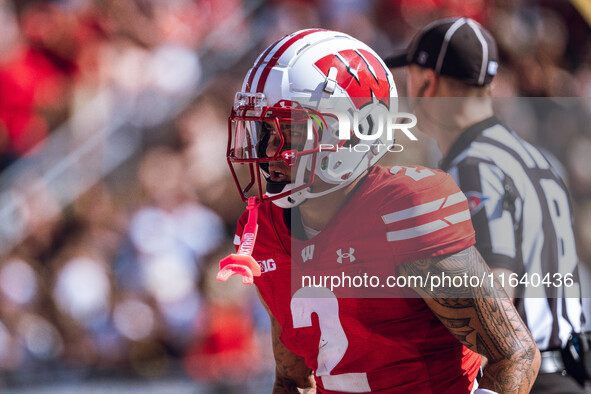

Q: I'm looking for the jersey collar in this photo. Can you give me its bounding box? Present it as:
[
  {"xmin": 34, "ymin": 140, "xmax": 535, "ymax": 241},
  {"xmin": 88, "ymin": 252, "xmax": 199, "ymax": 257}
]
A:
[{"xmin": 439, "ymin": 116, "xmax": 500, "ymax": 171}]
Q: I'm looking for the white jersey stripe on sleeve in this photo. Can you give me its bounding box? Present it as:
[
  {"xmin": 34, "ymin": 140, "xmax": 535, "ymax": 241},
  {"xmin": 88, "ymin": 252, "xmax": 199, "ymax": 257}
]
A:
[
  {"xmin": 381, "ymin": 191, "xmax": 466, "ymax": 224},
  {"xmin": 444, "ymin": 209, "xmax": 471, "ymax": 224},
  {"xmin": 381, "ymin": 198, "xmax": 444, "ymax": 224},
  {"xmin": 443, "ymin": 191, "xmax": 467, "ymax": 207},
  {"xmin": 233, "ymin": 234, "xmax": 241, "ymax": 246},
  {"xmin": 386, "ymin": 208, "xmax": 471, "ymax": 242},
  {"xmin": 387, "ymin": 220, "xmax": 448, "ymax": 241}
]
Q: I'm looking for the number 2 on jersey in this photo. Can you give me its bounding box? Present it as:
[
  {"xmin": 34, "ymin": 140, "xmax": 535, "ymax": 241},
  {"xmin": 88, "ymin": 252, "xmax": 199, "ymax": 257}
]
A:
[{"xmin": 290, "ymin": 286, "xmax": 370, "ymax": 392}]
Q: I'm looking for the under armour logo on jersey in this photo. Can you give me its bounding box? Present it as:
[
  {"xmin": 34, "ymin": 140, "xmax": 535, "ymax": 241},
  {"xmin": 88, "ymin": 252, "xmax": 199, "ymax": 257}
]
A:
[
  {"xmin": 301, "ymin": 245, "xmax": 315, "ymax": 263},
  {"xmin": 315, "ymin": 48, "xmax": 390, "ymax": 110},
  {"xmin": 336, "ymin": 248, "xmax": 355, "ymax": 264}
]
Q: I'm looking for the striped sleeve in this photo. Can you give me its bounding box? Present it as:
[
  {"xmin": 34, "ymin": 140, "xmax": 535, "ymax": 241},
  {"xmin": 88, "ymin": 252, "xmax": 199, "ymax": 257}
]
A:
[
  {"xmin": 380, "ymin": 173, "xmax": 476, "ymax": 266},
  {"xmin": 451, "ymin": 158, "xmax": 523, "ymax": 274}
]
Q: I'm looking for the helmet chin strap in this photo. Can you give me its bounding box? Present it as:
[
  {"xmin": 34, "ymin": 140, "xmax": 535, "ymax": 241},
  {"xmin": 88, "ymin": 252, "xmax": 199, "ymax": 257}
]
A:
[
  {"xmin": 267, "ymin": 184, "xmax": 309, "ymax": 208},
  {"xmin": 267, "ymin": 152, "xmax": 313, "ymax": 208},
  {"xmin": 302, "ymin": 177, "xmax": 355, "ymax": 199},
  {"xmin": 267, "ymin": 173, "xmax": 358, "ymax": 208},
  {"xmin": 267, "ymin": 149, "xmax": 371, "ymax": 207}
]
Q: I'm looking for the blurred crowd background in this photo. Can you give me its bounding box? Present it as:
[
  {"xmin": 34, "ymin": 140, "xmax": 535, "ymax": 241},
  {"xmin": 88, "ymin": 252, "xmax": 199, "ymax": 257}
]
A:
[{"xmin": 0, "ymin": 0, "xmax": 590, "ymax": 392}]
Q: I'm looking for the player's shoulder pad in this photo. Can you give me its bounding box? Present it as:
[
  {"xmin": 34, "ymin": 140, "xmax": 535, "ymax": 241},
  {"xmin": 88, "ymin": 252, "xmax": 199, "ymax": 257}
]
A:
[
  {"xmin": 368, "ymin": 165, "xmax": 454, "ymax": 195},
  {"xmin": 375, "ymin": 165, "xmax": 474, "ymax": 264},
  {"xmin": 361, "ymin": 165, "xmax": 462, "ymax": 210}
]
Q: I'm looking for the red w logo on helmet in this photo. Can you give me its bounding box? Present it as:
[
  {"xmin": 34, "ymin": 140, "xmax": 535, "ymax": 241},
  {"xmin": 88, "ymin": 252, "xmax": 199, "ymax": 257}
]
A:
[{"xmin": 315, "ymin": 49, "xmax": 390, "ymax": 109}]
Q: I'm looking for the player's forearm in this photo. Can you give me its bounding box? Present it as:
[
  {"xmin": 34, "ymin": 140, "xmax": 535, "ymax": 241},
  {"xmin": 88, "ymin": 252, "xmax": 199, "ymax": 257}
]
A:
[
  {"xmin": 271, "ymin": 332, "xmax": 315, "ymax": 392},
  {"xmin": 272, "ymin": 373, "xmax": 315, "ymax": 394},
  {"xmin": 479, "ymin": 350, "xmax": 540, "ymax": 394},
  {"xmin": 272, "ymin": 375, "xmax": 301, "ymax": 393},
  {"xmin": 470, "ymin": 279, "xmax": 540, "ymax": 393},
  {"xmin": 259, "ymin": 290, "xmax": 316, "ymax": 393},
  {"xmin": 400, "ymin": 247, "xmax": 540, "ymax": 392}
]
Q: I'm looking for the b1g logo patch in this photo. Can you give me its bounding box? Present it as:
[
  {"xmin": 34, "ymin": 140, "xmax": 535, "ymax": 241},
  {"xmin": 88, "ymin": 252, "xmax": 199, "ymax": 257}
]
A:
[
  {"xmin": 258, "ymin": 258, "xmax": 277, "ymax": 274},
  {"xmin": 465, "ymin": 191, "xmax": 488, "ymax": 215}
]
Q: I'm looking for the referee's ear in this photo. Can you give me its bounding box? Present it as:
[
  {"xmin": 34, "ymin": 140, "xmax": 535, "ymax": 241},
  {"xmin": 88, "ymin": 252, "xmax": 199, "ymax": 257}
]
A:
[
  {"xmin": 428, "ymin": 69, "xmax": 443, "ymax": 98},
  {"xmin": 417, "ymin": 68, "xmax": 439, "ymax": 98}
]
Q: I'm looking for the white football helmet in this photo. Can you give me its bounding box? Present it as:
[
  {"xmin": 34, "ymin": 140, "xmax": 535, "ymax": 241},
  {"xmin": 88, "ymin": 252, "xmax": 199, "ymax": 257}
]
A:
[{"xmin": 227, "ymin": 29, "xmax": 398, "ymax": 207}]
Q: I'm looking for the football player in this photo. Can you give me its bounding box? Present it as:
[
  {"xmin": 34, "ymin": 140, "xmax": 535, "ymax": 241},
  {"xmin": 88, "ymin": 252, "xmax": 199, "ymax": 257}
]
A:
[{"xmin": 219, "ymin": 29, "xmax": 540, "ymax": 393}]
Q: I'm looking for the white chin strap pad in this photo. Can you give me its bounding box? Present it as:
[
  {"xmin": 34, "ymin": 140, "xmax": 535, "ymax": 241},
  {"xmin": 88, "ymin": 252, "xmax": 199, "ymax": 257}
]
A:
[{"xmin": 267, "ymin": 184, "xmax": 309, "ymax": 208}]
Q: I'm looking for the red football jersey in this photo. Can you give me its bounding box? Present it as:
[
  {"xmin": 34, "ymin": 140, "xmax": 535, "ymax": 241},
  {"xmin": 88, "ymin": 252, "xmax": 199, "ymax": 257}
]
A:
[{"xmin": 234, "ymin": 165, "xmax": 480, "ymax": 393}]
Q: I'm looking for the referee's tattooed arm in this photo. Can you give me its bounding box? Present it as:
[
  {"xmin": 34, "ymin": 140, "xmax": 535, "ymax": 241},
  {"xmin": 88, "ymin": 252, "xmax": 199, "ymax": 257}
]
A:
[{"xmin": 400, "ymin": 245, "xmax": 541, "ymax": 394}]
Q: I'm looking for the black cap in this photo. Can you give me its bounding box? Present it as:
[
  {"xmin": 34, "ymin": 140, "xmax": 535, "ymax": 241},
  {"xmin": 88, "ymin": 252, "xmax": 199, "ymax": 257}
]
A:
[{"xmin": 385, "ymin": 17, "xmax": 498, "ymax": 86}]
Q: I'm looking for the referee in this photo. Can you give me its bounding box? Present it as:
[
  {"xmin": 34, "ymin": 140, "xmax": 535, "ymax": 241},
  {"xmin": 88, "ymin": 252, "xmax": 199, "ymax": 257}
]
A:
[{"xmin": 386, "ymin": 17, "xmax": 585, "ymax": 393}]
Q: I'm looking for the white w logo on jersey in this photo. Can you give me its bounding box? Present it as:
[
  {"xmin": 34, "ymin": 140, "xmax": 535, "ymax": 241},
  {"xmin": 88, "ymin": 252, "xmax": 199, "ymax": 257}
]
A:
[
  {"xmin": 336, "ymin": 248, "xmax": 355, "ymax": 264},
  {"xmin": 301, "ymin": 245, "xmax": 315, "ymax": 263}
]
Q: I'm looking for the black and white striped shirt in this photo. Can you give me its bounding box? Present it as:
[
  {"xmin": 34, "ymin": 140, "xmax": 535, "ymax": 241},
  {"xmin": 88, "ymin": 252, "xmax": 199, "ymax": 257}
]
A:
[{"xmin": 440, "ymin": 116, "xmax": 582, "ymax": 351}]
